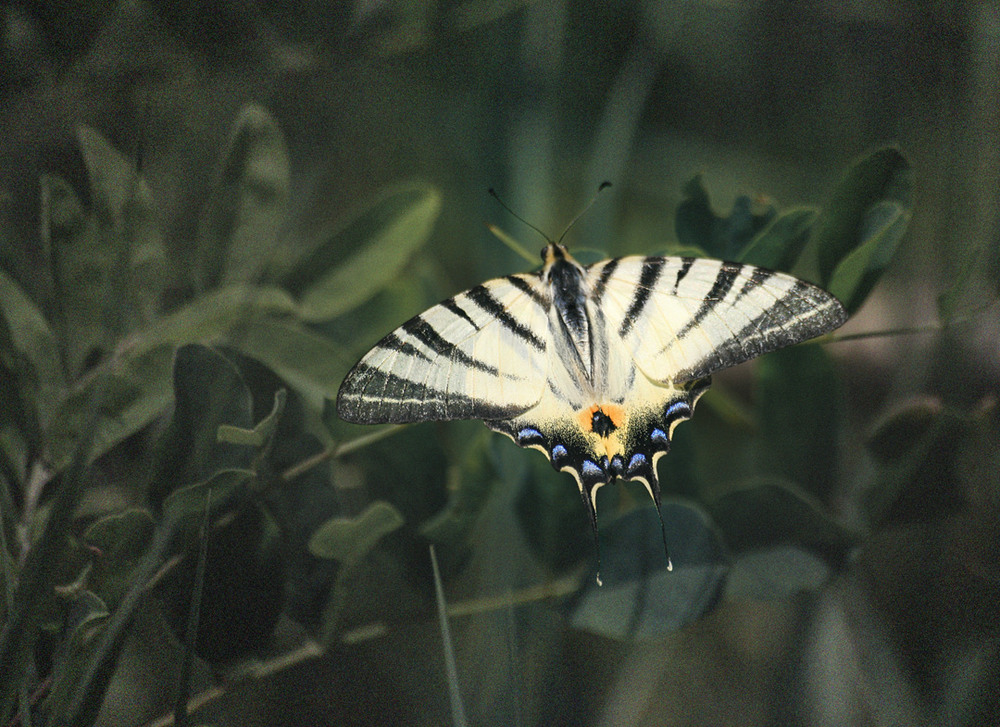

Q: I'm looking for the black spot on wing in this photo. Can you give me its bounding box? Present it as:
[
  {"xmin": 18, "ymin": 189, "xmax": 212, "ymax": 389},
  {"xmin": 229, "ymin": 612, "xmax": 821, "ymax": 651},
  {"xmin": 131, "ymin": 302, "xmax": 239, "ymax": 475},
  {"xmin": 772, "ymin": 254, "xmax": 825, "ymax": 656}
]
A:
[
  {"xmin": 619, "ymin": 257, "xmax": 666, "ymax": 337},
  {"xmin": 590, "ymin": 408, "xmax": 617, "ymax": 437},
  {"xmin": 467, "ymin": 284, "xmax": 546, "ymax": 351}
]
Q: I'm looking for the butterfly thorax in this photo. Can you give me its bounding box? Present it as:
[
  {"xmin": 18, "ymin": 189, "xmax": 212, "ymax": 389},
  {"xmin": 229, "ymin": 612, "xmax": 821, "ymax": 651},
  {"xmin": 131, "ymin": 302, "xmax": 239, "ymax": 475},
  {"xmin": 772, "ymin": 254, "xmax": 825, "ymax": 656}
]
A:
[{"xmin": 543, "ymin": 245, "xmax": 597, "ymax": 386}]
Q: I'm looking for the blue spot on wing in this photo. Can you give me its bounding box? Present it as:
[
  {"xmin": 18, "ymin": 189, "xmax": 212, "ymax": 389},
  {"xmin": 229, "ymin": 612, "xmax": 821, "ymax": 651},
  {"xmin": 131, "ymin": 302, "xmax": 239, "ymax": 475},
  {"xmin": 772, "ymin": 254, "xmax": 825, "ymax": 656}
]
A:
[
  {"xmin": 664, "ymin": 401, "xmax": 691, "ymax": 420},
  {"xmin": 517, "ymin": 427, "xmax": 544, "ymax": 445},
  {"xmin": 651, "ymin": 428, "xmax": 669, "ymax": 445}
]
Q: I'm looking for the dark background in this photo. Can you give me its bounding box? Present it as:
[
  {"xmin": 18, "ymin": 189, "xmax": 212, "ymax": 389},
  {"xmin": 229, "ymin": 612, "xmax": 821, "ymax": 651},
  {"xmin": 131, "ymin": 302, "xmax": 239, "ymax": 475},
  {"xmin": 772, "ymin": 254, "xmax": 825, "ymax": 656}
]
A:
[{"xmin": 1, "ymin": 2, "xmax": 997, "ymax": 725}]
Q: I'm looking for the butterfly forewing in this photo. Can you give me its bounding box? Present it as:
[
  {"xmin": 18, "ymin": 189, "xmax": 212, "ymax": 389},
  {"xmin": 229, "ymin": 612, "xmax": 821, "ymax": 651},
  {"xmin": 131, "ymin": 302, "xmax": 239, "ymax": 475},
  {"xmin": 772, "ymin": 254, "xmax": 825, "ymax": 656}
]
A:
[
  {"xmin": 588, "ymin": 256, "xmax": 847, "ymax": 386},
  {"xmin": 337, "ymin": 273, "xmax": 551, "ymax": 424}
]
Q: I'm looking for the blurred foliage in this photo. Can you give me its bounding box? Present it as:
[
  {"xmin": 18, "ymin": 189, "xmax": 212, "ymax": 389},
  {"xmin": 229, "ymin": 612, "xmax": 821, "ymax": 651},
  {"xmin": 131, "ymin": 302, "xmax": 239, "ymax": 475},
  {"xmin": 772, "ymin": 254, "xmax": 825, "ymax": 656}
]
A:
[
  {"xmin": 0, "ymin": 115, "xmax": 927, "ymax": 723},
  {"xmin": 0, "ymin": 3, "xmax": 997, "ymax": 726}
]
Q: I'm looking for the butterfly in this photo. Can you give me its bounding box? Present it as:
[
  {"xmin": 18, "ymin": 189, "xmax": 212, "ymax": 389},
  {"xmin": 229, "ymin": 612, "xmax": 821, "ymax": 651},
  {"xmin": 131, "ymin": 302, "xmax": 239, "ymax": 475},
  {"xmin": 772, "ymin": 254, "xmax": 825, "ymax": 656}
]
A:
[{"xmin": 337, "ymin": 240, "xmax": 847, "ymax": 582}]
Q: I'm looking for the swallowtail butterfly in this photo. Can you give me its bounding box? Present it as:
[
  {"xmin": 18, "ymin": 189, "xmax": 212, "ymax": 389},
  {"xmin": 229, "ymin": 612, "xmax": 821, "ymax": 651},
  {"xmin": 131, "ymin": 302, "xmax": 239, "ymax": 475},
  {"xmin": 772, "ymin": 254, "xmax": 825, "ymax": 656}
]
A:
[{"xmin": 337, "ymin": 237, "xmax": 847, "ymax": 581}]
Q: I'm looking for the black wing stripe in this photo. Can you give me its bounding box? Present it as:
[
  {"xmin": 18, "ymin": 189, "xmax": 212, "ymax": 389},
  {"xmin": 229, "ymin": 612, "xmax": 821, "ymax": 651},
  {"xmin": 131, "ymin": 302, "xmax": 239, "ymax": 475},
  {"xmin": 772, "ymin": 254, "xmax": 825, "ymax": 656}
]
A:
[
  {"xmin": 590, "ymin": 258, "xmax": 620, "ymax": 304},
  {"xmin": 674, "ymin": 262, "xmax": 741, "ymax": 341},
  {"xmin": 401, "ymin": 316, "xmax": 500, "ymax": 375},
  {"xmin": 466, "ymin": 285, "xmax": 546, "ymax": 351},
  {"xmin": 673, "ymin": 257, "xmax": 695, "ymax": 293},
  {"xmin": 505, "ymin": 274, "xmax": 549, "ymax": 306},
  {"xmin": 671, "ymin": 279, "xmax": 847, "ymax": 381},
  {"xmin": 339, "ymin": 364, "xmax": 523, "ymax": 423},
  {"xmin": 441, "ymin": 297, "xmax": 480, "ymax": 330},
  {"xmin": 619, "ymin": 257, "xmax": 665, "ymax": 337},
  {"xmin": 378, "ymin": 332, "xmax": 434, "ymax": 363},
  {"xmin": 731, "ymin": 267, "xmax": 774, "ymax": 304}
]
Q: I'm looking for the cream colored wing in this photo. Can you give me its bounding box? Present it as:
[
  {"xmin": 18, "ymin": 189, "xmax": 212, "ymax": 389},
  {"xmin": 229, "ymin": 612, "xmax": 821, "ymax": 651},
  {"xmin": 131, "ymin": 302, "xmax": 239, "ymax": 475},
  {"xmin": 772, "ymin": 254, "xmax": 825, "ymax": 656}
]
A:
[
  {"xmin": 586, "ymin": 256, "xmax": 846, "ymax": 385},
  {"xmin": 337, "ymin": 273, "xmax": 552, "ymax": 423}
]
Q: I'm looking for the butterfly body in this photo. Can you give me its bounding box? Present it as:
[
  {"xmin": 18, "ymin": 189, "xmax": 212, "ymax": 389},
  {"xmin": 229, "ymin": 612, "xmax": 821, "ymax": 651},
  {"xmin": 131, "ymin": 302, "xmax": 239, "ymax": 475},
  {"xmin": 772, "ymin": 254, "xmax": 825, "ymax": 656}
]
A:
[{"xmin": 337, "ymin": 241, "xmax": 847, "ymax": 576}]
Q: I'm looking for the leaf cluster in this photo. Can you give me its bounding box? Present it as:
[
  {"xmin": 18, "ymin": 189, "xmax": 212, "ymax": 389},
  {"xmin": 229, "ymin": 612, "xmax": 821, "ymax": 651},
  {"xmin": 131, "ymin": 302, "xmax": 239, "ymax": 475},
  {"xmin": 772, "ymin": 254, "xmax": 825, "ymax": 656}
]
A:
[
  {"xmin": 0, "ymin": 105, "xmax": 438, "ymax": 724},
  {"xmin": 2, "ymin": 103, "xmax": 995, "ymax": 725}
]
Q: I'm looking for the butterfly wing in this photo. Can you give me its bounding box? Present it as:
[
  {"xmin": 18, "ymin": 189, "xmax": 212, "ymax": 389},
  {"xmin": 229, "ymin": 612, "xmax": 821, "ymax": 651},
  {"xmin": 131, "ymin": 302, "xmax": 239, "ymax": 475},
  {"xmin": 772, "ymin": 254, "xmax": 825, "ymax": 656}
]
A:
[
  {"xmin": 588, "ymin": 256, "xmax": 847, "ymax": 386},
  {"xmin": 337, "ymin": 274, "xmax": 551, "ymax": 424}
]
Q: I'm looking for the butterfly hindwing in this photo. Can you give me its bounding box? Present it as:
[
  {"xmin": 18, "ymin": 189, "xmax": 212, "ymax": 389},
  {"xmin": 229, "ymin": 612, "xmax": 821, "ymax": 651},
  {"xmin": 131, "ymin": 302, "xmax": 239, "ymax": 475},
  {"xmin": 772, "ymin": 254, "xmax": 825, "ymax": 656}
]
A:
[{"xmin": 337, "ymin": 273, "xmax": 551, "ymax": 424}]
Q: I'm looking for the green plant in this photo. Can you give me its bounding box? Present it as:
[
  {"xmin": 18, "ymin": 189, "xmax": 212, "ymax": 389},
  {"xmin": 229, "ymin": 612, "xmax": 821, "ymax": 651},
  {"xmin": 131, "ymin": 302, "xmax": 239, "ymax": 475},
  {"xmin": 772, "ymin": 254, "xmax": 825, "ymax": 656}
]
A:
[{"xmin": 7, "ymin": 105, "xmax": 989, "ymax": 725}]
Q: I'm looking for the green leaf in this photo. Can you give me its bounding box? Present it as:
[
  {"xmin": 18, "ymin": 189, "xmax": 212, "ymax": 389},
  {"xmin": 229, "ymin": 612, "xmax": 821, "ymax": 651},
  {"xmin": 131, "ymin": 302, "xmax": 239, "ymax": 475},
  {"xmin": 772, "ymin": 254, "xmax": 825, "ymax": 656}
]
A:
[
  {"xmin": 47, "ymin": 345, "xmax": 175, "ymax": 469},
  {"xmin": 754, "ymin": 345, "xmax": 841, "ymax": 500},
  {"xmin": 83, "ymin": 509, "xmax": 155, "ymax": 608},
  {"xmin": 866, "ymin": 397, "xmax": 942, "ymax": 464},
  {"xmin": 230, "ymin": 317, "xmax": 352, "ymax": 409},
  {"xmin": 162, "ymin": 469, "xmax": 255, "ymax": 524},
  {"xmin": 571, "ymin": 502, "xmax": 727, "ymax": 639},
  {"xmin": 76, "ymin": 126, "xmax": 139, "ymax": 222},
  {"xmin": 420, "ymin": 425, "xmax": 496, "ymax": 546},
  {"xmin": 861, "ymin": 398, "xmax": 967, "ymax": 526},
  {"xmin": 47, "ymin": 284, "xmax": 298, "ymax": 470},
  {"xmin": 707, "ymin": 478, "xmax": 855, "ymax": 562},
  {"xmin": 41, "ymin": 172, "xmax": 108, "ymax": 376},
  {"xmin": 68, "ymin": 127, "xmax": 166, "ymax": 358},
  {"xmin": 737, "ymin": 207, "xmax": 818, "ymax": 271},
  {"xmin": 515, "ymin": 453, "xmax": 592, "ymax": 574},
  {"xmin": 675, "ymin": 175, "xmax": 776, "ymax": 260},
  {"xmin": 308, "ymin": 500, "xmax": 405, "ymax": 565},
  {"xmin": 147, "ymin": 345, "xmax": 254, "ymax": 506},
  {"xmin": 290, "ymin": 183, "xmax": 442, "ymax": 321},
  {"xmin": 0, "ymin": 267, "xmax": 65, "ymax": 431},
  {"xmin": 76, "ymin": 126, "xmax": 167, "ymax": 331},
  {"xmin": 199, "ymin": 104, "xmax": 291, "ymax": 288},
  {"xmin": 937, "ymin": 221, "xmax": 1000, "ymax": 319},
  {"xmin": 216, "ymin": 387, "xmax": 286, "ymax": 448},
  {"xmin": 800, "ymin": 146, "xmax": 912, "ymax": 287},
  {"xmin": 724, "ymin": 546, "xmax": 832, "ymax": 600},
  {"xmin": 828, "ymin": 200, "xmax": 911, "ymax": 314},
  {"xmin": 42, "ymin": 589, "xmax": 111, "ymax": 725},
  {"xmin": 137, "ymin": 284, "xmax": 298, "ymax": 353}
]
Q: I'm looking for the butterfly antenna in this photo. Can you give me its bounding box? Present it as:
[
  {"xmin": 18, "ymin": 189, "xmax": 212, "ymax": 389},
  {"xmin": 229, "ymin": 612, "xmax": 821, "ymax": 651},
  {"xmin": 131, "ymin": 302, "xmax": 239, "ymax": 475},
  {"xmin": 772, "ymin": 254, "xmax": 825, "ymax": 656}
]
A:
[
  {"xmin": 488, "ymin": 188, "xmax": 554, "ymax": 244},
  {"xmin": 555, "ymin": 180, "xmax": 612, "ymax": 245}
]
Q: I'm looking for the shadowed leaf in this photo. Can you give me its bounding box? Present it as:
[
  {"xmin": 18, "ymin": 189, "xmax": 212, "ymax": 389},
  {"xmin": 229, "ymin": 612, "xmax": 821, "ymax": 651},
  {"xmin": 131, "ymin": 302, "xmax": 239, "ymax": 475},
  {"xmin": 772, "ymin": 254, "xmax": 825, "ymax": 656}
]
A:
[
  {"xmin": 800, "ymin": 146, "xmax": 912, "ymax": 290},
  {"xmin": 724, "ymin": 546, "xmax": 832, "ymax": 600},
  {"xmin": 308, "ymin": 500, "xmax": 405, "ymax": 565},
  {"xmin": 291, "ymin": 183, "xmax": 441, "ymax": 321},
  {"xmin": 199, "ymin": 104, "xmax": 291, "ymax": 287},
  {"xmin": 707, "ymin": 478, "xmax": 854, "ymax": 562},
  {"xmin": 737, "ymin": 207, "xmax": 818, "ymax": 271},
  {"xmin": 755, "ymin": 345, "xmax": 841, "ymax": 500},
  {"xmin": 571, "ymin": 501, "xmax": 728, "ymax": 640},
  {"xmin": 675, "ymin": 175, "xmax": 776, "ymax": 260}
]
